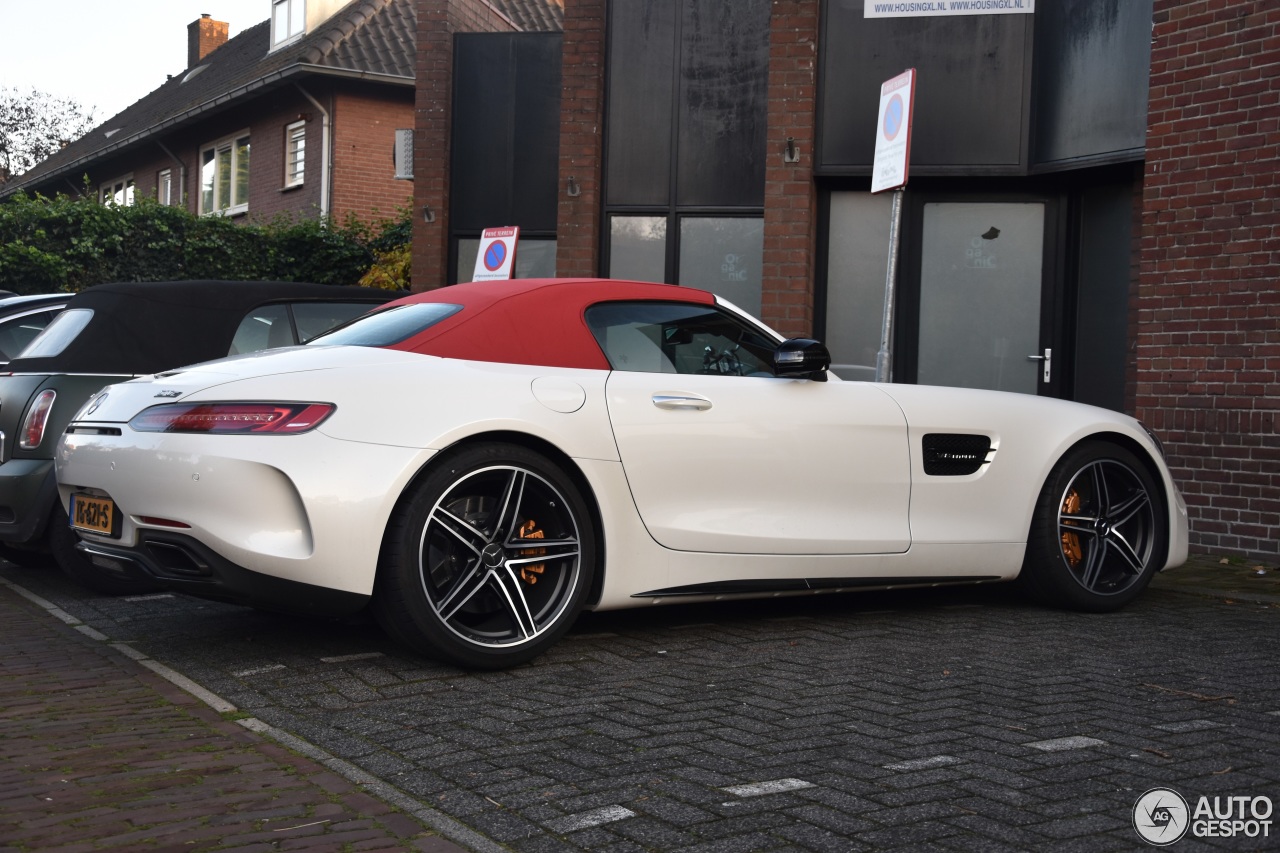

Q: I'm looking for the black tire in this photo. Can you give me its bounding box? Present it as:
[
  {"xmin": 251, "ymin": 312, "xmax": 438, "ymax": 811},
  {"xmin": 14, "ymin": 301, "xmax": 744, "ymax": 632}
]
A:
[
  {"xmin": 0, "ymin": 541, "xmax": 51, "ymax": 569},
  {"xmin": 1019, "ymin": 441, "xmax": 1167, "ymax": 612},
  {"xmin": 49, "ymin": 503, "xmax": 162, "ymax": 595},
  {"xmin": 372, "ymin": 443, "xmax": 597, "ymax": 669}
]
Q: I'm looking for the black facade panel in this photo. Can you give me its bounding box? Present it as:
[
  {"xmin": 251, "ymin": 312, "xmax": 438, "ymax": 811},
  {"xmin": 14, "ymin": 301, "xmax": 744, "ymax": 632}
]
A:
[
  {"xmin": 818, "ymin": 7, "xmax": 1032, "ymax": 174},
  {"xmin": 1032, "ymin": 0, "xmax": 1151, "ymax": 168},
  {"xmin": 675, "ymin": 0, "xmax": 770, "ymax": 207},
  {"xmin": 451, "ymin": 34, "xmax": 561, "ymax": 233},
  {"xmin": 1073, "ymin": 181, "xmax": 1134, "ymax": 412},
  {"xmin": 606, "ymin": 0, "xmax": 677, "ymax": 207}
]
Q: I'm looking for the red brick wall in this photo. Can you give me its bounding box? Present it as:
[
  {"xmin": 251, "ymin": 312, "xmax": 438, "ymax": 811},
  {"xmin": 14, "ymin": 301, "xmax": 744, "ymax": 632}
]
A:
[
  {"xmin": 1138, "ymin": 0, "xmax": 1280, "ymax": 559},
  {"xmin": 412, "ymin": 0, "xmax": 518, "ymax": 291},
  {"xmin": 761, "ymin": 0, "xmax": 819, "ymax": 337},
  {"xmin": 555, "ymin": 0, "xmax": 605, "ymax": 278},
  {"xmin": 331, "ymin": 86, "xmax": 416, "ymax": 225}
]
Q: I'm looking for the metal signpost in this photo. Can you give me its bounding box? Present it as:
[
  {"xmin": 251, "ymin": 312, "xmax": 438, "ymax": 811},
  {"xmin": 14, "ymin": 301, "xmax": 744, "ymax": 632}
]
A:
[{"xmin": 871, "ymin": 68, "xmax": 916, "ymax": 383}]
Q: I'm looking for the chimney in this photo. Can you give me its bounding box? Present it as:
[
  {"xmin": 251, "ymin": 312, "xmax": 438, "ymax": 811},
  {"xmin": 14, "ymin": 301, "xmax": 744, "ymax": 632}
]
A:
[{"xmin": 188, "ymin": 14, "xmax": 229, "ymax": 67}]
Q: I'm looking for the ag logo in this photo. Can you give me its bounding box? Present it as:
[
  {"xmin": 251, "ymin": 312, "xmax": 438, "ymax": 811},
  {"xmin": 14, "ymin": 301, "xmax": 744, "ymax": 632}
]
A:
[{"xmin": 1134, "ymin": 787, "xmax": 1190, "ymax": 846}]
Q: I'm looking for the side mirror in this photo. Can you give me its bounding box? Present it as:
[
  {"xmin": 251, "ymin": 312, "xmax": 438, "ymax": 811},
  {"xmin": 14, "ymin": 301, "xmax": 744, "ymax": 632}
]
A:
[{"xmin": 774, "ymin": 338, "xmax": 830, "ymax": 381}]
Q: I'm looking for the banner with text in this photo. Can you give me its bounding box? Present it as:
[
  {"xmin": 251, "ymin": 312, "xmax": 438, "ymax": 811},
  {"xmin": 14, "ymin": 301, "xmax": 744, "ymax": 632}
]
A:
[{"xmin": 865, "ymin": 0, "xmax": 1034, "ymax": 18}]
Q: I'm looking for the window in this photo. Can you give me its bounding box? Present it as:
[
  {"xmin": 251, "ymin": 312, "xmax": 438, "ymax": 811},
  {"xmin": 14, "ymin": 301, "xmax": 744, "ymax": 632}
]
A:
[
  {"xmin": 271, "ymin": 0, "xmax": 306, "ymax": 47},
  {"xmin": 393, "ymin": 128, "xmax": 413, "ymax": 179},
  {"xmin": 99, "ymin": 176, "xmax": 134, "ymax": 206},
  {"xmin": 200, "ymin": 133, "xmax": 250, "ymax": 215},
  {"xmin": 609, "ymin": 216, "xmax": 666, "ymax": 284},
  {"xmin": 17, "ymin": 309, "xmax": 94, "ymax": 359},
  {"xmin": 586, "ymin": 301, "xmax": 778, "ymax": 377},
  {"xmin": 228, "ymin": 305, "xmax": 292, "ymax": 355},
  {"xmin": 0, "ymin": 308, "xmax": 63, "ymax": 363},
  {"xmin": 157, "ymin": 169, "xmax": 173, "ymax": 206},
  {"xmin": 292, "ymin": 302, "xmax": 375, "ymax": 342},
  {"xmin": 606, "ymin": 214, "xmax": 764, "ymax": 316},
  {"xmin": 284, "ymin": 121, "xmax": 305, "ymax": 187},
  {"xmin": 455, "ymin": 237, "xmax": 557, "ymax": 282},
  {"xmin": 308, "ymin": 303, "xmax": 463, "ymax": 348}
]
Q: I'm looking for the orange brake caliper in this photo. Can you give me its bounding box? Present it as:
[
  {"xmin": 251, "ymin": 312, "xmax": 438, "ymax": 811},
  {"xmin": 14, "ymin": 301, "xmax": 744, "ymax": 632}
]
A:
[
  {"xmin": 1060, "ymin": 490, "xmax": 1083, "ymax": 566},
  {"xmin": 517, "ymin": 519, "xmax": 546, "ymax": 584}
]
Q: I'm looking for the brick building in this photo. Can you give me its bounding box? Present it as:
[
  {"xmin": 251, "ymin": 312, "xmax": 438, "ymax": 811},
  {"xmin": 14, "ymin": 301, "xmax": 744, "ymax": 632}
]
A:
[
  {"xmin": 409, "ymin": 0, "xmax": 1277, "ymax": 561},
  {"xmin": 1137, "ymin": 1, "xmax": 1279, "ymax": 557},
  {"xmin": 2, "ymin": 0, "xmax": 420, "ymax": 227}
]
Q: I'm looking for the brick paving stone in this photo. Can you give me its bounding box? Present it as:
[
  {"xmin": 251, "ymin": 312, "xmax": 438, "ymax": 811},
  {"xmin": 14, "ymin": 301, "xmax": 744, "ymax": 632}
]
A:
[
  {"xmin": 5, "ymin": 552, "xmax": 1280, "ymax": 852},
  {"xmin": 0, "ymin": 582, "xmax": 461, "ymax": 853}
]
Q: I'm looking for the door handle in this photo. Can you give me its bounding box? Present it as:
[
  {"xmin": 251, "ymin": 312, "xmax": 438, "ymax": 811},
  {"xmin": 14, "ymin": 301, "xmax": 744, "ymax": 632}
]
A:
[
  {"xmin": 652, "ymin": 394, "xmax": 712, "ymax": 411},
  {"xmin": 1026, "ymin": 348, "xmax": 1052, "ymax": 382}
]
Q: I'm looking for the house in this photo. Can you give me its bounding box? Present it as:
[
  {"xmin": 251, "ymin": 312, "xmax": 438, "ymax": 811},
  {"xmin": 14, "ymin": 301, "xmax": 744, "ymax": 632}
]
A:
[{"xmin": 0, "ymin": 0, "xmax": 425, "ymax": 226}]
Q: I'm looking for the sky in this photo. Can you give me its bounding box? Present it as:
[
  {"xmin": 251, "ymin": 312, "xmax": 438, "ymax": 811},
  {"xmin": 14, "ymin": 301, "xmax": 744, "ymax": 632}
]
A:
[{"xmin": 0, "ymin": 1, "xmax": 265, "ymax": 123}]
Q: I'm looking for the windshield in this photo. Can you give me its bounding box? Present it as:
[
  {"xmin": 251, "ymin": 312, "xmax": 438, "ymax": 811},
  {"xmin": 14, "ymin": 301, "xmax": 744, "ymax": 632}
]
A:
[
  {"xmin": 16, "ymin": 308, "xmax": 94, "ymax": 359},
  {"xmin": 307, "ymin": 302, "xmax": 462, "ymax": 347}
]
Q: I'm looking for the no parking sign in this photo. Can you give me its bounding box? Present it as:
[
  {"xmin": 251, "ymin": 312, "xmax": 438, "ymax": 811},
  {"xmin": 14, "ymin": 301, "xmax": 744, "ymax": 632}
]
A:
[{"xmin": 472, "ymin": 226, "xmax": 520, "ymax": 281}]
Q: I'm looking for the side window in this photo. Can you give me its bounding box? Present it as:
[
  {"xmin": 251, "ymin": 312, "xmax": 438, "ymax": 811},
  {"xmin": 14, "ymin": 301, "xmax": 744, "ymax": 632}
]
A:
[
  {"xmin": 291, "ymin": 302, "xmax": 373, "ymax": 343},
  {"xmin": 585, "ymin": 301, "xmax": 777, "ymax": 377},
  {"xmin": 229, "ymin": 304, "xmax": 292, "ymax": 355},
  {"xmin": 0, "ymin": 309, "xmax": 62, "ymax": 362}
]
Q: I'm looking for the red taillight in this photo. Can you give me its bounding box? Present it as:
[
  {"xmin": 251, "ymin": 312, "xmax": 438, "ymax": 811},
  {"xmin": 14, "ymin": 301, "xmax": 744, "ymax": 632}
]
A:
[
  {"xmin": 128, "ymin": 402, "xmax": 335, "ymax": 435},
  {"xmin": 20, "ymin": 389, "xmax": 56, "ymax": 450}
]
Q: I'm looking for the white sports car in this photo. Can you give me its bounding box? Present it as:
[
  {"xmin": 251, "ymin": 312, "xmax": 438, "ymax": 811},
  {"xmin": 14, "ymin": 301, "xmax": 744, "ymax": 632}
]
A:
[{"xmin": 56, "ymin": 278, "xmax": 1188, "ymax": 669}]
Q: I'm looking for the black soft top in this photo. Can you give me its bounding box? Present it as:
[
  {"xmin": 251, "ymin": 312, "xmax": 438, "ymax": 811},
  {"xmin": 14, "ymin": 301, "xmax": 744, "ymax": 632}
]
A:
[{"xmin": 7, "ymin": 280, "xmax": 394, "ymax": 376}]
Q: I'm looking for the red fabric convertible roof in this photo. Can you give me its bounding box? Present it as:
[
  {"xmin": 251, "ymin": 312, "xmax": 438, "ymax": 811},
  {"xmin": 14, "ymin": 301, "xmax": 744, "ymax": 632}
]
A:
[{"xmin": 382, "ymin": 278, "xmax": 717, "ymax": 370}]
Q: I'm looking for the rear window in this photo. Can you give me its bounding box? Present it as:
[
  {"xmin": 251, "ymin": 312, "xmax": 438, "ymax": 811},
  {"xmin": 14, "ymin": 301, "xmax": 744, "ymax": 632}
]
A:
[
  {"xmin": 16, "ymin": 308, "xmax": 94, "ymax": 359},
  {"xmin": 307, "ymin": 302, "xmax": 462, "ymax": 348}
]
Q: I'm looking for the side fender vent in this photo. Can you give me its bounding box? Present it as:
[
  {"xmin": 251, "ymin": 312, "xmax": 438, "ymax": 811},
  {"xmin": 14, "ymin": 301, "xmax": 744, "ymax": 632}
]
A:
[{"xmin": 923, "ymin": 433, "xmax": 992, "ymax": 476}]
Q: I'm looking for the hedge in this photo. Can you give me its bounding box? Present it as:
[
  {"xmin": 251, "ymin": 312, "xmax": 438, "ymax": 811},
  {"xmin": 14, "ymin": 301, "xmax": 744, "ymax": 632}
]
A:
[{"xmin": 0, "ymin": 191, "xmax": 412, "ymax": 293}]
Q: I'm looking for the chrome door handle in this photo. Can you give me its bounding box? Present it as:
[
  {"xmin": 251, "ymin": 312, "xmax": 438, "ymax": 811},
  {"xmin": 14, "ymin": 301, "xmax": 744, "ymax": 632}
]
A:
[
  {"xmin": 1026, "ymin": 348, "xmax": 1052, "ymax": 382},
  {"xmin": 652, "ymin": 394, "xmax": 712, "ymax": 411}
]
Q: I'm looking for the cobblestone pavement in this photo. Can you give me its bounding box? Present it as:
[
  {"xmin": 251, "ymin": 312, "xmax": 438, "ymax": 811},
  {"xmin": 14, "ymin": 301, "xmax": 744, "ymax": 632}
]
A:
[
  {"xmin": 3, "ymin": 555, "xmax": 1278, "ymax": 852},
  {"xmin": 0, "ymin": 576, "xmax": 464, "ymax": 852}
]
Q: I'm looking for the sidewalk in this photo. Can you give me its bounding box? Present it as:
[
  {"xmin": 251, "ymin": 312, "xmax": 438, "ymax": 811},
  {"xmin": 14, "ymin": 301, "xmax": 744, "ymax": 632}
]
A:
[
  {"xmin": 0, "ymin": 579, "xmax": 466, "ymax": 853},
  {"xmin": 1149, "ymin": 550, "xmax": 1280, "ymax": 605}
]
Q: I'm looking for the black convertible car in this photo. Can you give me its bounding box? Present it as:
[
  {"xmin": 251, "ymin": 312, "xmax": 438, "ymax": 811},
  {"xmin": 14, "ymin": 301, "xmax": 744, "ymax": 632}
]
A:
[{"xmin": 0, "ymin": 280, "xmax": 397, "ymax": 592}]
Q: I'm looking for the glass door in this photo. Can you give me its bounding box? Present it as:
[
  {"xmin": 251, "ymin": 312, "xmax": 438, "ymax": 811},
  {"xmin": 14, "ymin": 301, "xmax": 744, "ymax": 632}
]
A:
[{"xmin": 913, "ymin": 201, "xmax": 1055, "ymax": 395}]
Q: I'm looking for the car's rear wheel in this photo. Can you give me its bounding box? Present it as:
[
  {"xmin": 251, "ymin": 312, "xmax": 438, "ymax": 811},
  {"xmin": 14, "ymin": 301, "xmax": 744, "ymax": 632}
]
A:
[
  {"xmin": 373, "ymin": 443, "xmax": 596, "ymax": 669},
  {"xmin": 49, "ymin": 504, "xmax": 162, "ymax": 595},
  {"xmin": 1019, "ymin": 441, "xmax": 1166, "ymax": 612}
]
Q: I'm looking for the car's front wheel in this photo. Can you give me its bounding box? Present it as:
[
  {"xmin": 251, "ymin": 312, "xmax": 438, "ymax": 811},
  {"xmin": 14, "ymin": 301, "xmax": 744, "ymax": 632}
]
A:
[
  {"xmin": 373, "ymin": 443, "xmax": 596, "ymax": 669},
  {"xmin": 1019, "ymin": 441, "xmax": 1167, "ymax": 612}
]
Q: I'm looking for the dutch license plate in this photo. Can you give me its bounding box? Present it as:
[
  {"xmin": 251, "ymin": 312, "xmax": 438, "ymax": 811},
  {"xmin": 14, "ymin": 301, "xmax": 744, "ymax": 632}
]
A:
[{"xmin": 70, "ymin": 494, "xmax": 117, "ymax": 537}]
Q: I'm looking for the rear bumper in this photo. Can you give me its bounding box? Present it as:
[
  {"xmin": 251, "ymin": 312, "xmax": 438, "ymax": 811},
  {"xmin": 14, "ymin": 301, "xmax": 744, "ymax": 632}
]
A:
[
  {"xmin": 76, "ymin": 533, "xmax": 369, "ymax": 615},
  {"xmin": 0, "ymin": 459, "xmax": 56, "ymax": 546}
]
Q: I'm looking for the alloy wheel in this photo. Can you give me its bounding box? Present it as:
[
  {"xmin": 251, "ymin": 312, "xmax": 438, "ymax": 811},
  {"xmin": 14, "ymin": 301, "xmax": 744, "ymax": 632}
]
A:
[{"xmin": 418, "ymin": 464, "xmax": 582, "ymax": 648}]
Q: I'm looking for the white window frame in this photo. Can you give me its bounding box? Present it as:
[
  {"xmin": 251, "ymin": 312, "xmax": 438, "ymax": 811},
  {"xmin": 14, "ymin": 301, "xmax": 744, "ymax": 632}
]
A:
[
  {"xmin": 199, "ymin": 131, "xmax": 251, "ymax": 216},
  {"xmin": 284, "ymin": 120, "xmax": 306, "ymax": 188},
  {"xmin": 99, "ymin": 175, "xmax": 135, "ymax": 207},
  {"xmin": 157, "ymin": 169, "xmax": 173, "ymax": 206},
  {"xmin": 271, "ymin": 0, "xmax": 306, "ymax": 49}
]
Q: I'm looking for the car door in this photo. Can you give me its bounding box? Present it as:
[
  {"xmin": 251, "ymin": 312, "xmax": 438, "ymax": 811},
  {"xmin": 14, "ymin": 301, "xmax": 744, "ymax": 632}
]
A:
[{"xmin": 589, "ymin": 300, "xmax": 911, "ymax": 556}]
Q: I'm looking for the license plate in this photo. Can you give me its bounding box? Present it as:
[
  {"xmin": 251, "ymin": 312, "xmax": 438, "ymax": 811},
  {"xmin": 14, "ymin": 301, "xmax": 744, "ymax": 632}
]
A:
[{"xmin": 70, "ymin": 493, "xmax": 118, "ymax": 538}]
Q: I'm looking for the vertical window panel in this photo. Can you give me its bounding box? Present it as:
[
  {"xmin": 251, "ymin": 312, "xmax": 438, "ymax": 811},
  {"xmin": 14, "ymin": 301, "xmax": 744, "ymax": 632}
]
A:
[
  {"xmin": 677, "ymin": 217, "xmax": 763, "ymax": 316},
  {"xmin": 824, "ymin": 192, "xmax": 893, "ymax": 381},
  {"xmin": 609, "ymin": 216, "xmax": 667, "ymax": 283}
]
